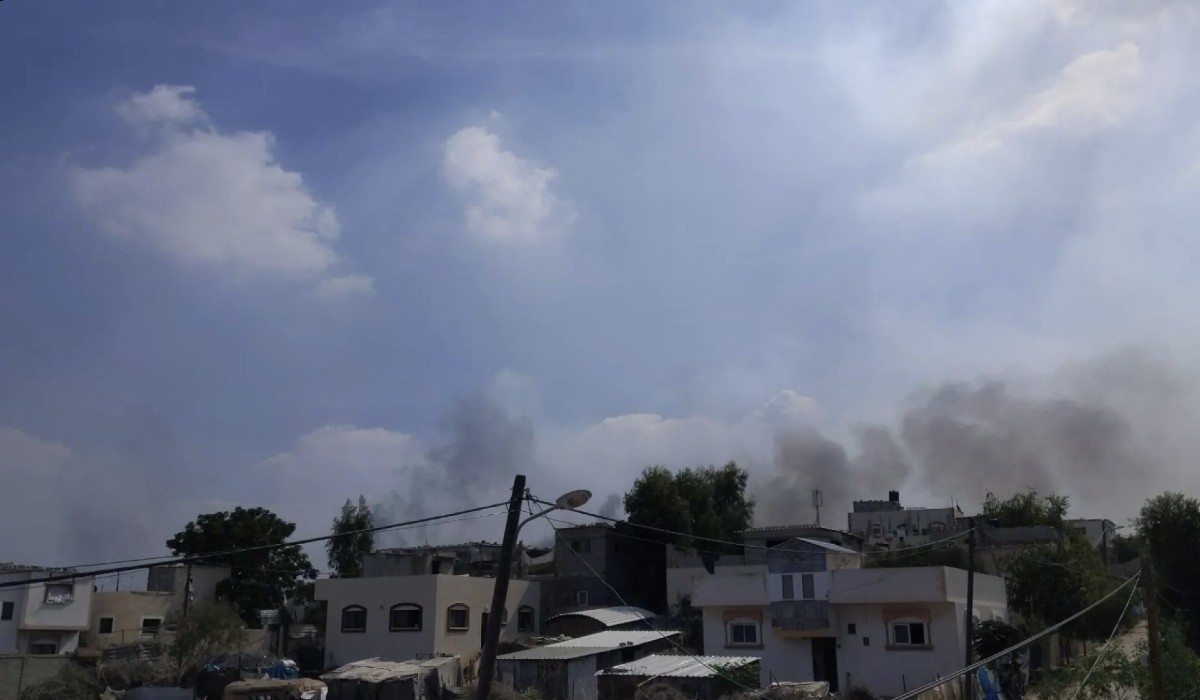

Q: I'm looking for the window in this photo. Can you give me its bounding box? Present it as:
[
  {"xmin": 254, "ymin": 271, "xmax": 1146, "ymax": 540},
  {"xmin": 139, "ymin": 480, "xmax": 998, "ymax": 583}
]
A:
[
  {"xmin": 726, "ymin": 620, "xmax": 759, "ymax": 647},
  {"xmin": 575, "ymin": 590, "xmax": 589, "ymax": 606},
  {"xmin": 518, "ymin": 606, "xmax": 535, "ymax": 632},
  {"xmin": 1, "ymin": 602, "xmax": 13, "ymax": 621},
  {"xmin": 99, "ymin": 617, "xmax": 115, "ymax": 634},
  {"xmin": 44, "ymin": 584, "xmax": 74, "ymax": 605},
  {"xmin": 862, "ymin": 636, "xmax": 870, "ymax": 647},
  {"xmin": 140, "ymin": 617, "xmax": 163, "ymax": 641},
  {"xmin": 847, "ymin": 623, "xmax": 856, "ymax": 635},
  {"xmin": 570, "ymin": 539, "xmax": 591, "ymax": 554},
  {"xmin": 447, "ymin": 604, "xmax": 470, "ymax": 631},
  {"xmin": 389, "ymin": 604, "xmax": 422, "ymax": 632},
  {"xmin": 341, "ymin": 606, "xmax": 367, "ymax": 633},
  {"xmin": 801, "ymin": 573, "xmax": 815, "ymax": 600},
  {"xmin": 782, "ymin": 575, "xmax": 794, "ymax": 600},
  {"xmin": 890, "ymin": 621, "xmax": 929, "ymax": 647},
  {"xmin": 30, "ymin": 643, "xmax": 57, "ymax": 655}
]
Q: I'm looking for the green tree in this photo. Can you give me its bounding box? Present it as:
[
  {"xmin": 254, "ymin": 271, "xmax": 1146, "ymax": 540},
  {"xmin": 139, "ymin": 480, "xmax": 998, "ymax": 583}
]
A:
[
  {"xmin": 973, "ymin": 619, "xmax": 1026, "ymax": 661},
  {"xmin": 981, "ymin": 489, "xmax": 1070, "ymax": 530},
  {"xmin": 1136, "ymin": 491, "xmax": 1200, "ymax": 651},
  {"xmin": 621, "ymin": 462, "xmax": 755, "ymax": 611},
  {"xmin": 867, "ymin": 543, "xmax": 978, "ymax": 570},
  {"xmin": 326, "ymin": 495, "xmax": 374, "ymax": 578},
  {"xmin": 1004, "ymin": 535, "xmax": 1108, "ymax": 639},
  {"xmin": 1108, "ymin": 532, "xmax": 1140, "ymax": 564},
  {"xmin": 166, "ymin": 507, "xmax": 316, "ymax": 626},
  {"xmin": 168, "ymin": 601, "xmax": 247, "ymax": 675}
]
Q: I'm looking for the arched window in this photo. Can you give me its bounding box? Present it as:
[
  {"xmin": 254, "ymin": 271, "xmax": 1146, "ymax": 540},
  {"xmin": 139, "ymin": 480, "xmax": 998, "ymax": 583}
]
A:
[
  {"xmin": 341, "ymin": 605, "xmax": 367, "ymax": 633},
  {"xmin": 517, "ymin": 605, "xmax": 536, "ymax": 632},
  {"xmin": 447, "ymin": 603, "xmax": 470, "ymax": 631},
  {"xmin": 390, "ymin": 603, "xmax": 423, "ymax": 632}
]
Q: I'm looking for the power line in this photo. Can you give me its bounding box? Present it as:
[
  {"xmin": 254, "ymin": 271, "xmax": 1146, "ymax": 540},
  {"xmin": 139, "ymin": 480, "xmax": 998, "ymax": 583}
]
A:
[
  {"xmin": 535, "ymin": 494, "xmax": 764, "ymax": 697},
  {"xmin": 532, "ymin": 498, "xmax": 972, "ymax": 558},
  {"xmin": 891, "ymin": 573, "xmax": 1142, "ymax": 700},
  {"xmin": 1068, "ymin": 572, "xmax": 1141, "ymax": 700},
  {"xmin": 0, "ymin": 502, "xmax": 509, "ymax": 590}
]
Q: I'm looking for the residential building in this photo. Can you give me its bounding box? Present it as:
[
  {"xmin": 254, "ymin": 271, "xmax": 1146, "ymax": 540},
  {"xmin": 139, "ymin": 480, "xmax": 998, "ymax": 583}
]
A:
[
  {"xmin": 0, "ymin": 564, "xmax": 94, "ymax": 655},
  {"xmin": 1066, "ymin": 519, "xmax": 1118, "ymax": 550},
  {"xmin": 362, "ymin": 542, "xmax": 529, "ymax": 578},
  {"xmin": 314, "ymin": 574, "xmax": 540, "ymax": 673},
  {"xmin": 974, "ymin": 526, "xmax": 1062, "ymax": 576},
  {"xmin": 665, "ymin": 537, "xmax": 864, "ymax": 616},
  {"xmin": 497, "ymin": 629, "xmax": 682, "ymax": 700},
  {"xmin": 541, "ymin": 524, "xmax": 636, "ymax": 622},
  {"xmin": 597, "ymin": 655, "xmax": 760, "ymax": 700},
  {"xmin": 84, "ymin": 564, "xmax": 231, "ymax": 650},
  {"xmin": 544, "ymin": 606, "xmax": 657, "ymax": 638},
  {"xmin": 693, "ymin": 564, "xmax": 1007, "ymax": 697},
  {"xmin": 847, "ymin": 491, "xmax": 960, "ymax": 547},
  {"xmin": 741, "ymin": 526, "xmax": 866, "ymax": 553}
]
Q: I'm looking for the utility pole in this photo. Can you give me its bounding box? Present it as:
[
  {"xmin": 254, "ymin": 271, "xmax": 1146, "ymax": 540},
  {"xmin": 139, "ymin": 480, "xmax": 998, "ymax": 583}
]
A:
[
  {"xmin": 182, "ymin": 564, "xmax": 193, "ymax": 619},
  {"xmin": 476, "ymin": 474, "xmax": 526, "ymax": 700},
  {"xmin": 963, "ymin": 518, "xmax": 977, "ymax": 700},
  {"xmin": 1101, "ymin": 527, "xmax": 1109, "ymax": 567},
  {"xmin": 1142, "ymin": 556, "xmax": 1165, "ymax": 700}
]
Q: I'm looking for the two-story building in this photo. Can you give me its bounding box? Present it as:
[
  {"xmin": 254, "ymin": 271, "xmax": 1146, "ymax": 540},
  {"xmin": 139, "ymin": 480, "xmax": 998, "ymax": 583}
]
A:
[
  {"xmin": 540, "ymin": 524, "xmax": 636, "ymax": 623},
  {"xmin": 316, "ymin": 546, "xmax": 541, "ymax": 673},
  {"xmin": 84, "ymin": 563, "xmax": 230, "ymax": 650},
  {"xmin": 0, "ymin": 564, "xmax": 94, "ymax": 655},
  {"xmin": 692, "ymin": 561, "xmax": 1007, "ymax": 697}
]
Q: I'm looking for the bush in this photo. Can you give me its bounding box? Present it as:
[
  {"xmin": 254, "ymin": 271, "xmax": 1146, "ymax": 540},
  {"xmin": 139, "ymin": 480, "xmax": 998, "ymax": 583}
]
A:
[{"xmin": 636, "ymin": 683, "xmax": 688, "ymax": 700}]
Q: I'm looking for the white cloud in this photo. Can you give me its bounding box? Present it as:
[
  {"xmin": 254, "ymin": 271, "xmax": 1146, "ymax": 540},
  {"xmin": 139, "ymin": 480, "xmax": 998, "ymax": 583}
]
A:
[
  {"xmin": 314, "ymin": 273, "xmax": 375, "ymax": 300},
  {"xmin": 0, "ymin": 427, "xmax": 72, "ymax": 472},
  {"xmin": 442, "ymin": 125, "xmax": 573, "ymax": 244},
  {"xmin": 73, "ymin": 84, "xmax": 370, "ymax": 292}
]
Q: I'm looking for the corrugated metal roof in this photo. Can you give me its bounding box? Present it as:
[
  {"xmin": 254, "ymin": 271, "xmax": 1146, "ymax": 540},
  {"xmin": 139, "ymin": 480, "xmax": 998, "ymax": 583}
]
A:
[
  {"xmin": 597, "ymin": 655, "xmax": 759, "ymax": 679},
  {"xmin": 552, "ymin": 630, "xmax": 679, "ymax": 648},
  {"xmin": 497, "ymin": 630, "xmax": 682, "ymax": 661},
  {"xmin": 544, "ymin": 606, "xmax": 656, "ymax": 627},
  {"xmin": 321, "ymin": 656, "xmax": 458, "ymax": 682},
  {"xmin": 498, "ymin": 646, "xmax": 615, "ymax": 661},
  {"xmin": 794, "ymin": 538, "xmax": 861, "ymax": 555}
]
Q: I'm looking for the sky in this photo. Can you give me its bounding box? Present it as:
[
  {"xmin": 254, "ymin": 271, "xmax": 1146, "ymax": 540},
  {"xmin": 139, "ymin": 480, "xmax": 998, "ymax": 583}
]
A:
[{"xmin": 3, "ymin": 0, "xmax": 1200, "ymax": 570}]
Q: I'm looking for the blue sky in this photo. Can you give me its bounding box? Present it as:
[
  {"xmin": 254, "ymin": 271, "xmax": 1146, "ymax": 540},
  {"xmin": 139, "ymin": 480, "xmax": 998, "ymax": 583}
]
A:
[{"xmin": 3, "ymin": 1, "xmax": 1199, "ymax": 569}]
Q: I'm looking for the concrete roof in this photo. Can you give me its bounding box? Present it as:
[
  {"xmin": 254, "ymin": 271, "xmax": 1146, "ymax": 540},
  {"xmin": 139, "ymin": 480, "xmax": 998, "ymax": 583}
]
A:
[
  {"xmin": 497, "ymin": 630, "xmax": 682, "ymax": 661},
  {"xmin": 544, "ymin": 606, "xmax": 656, "ymax": 627},
  {"xmin": 597, "ymin": 655, "xmax": 759, "ymax": 679},
  {"xmin": 742, "ymin": 525, "xmax": 866, "ymax": 542}
]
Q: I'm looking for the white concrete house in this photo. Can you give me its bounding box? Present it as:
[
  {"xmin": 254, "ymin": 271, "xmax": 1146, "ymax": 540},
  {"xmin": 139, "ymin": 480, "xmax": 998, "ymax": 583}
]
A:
[
  {"xmin": 694, "ymin": 563, "xmax": 1007, "ymax": 697},
  {"xmin": 0, "ymin": 565, "xmax": 94, "ymax": 655},
  {"xmin": 315, "ymin": 574, "xmax": 540, "ymax": 673}
]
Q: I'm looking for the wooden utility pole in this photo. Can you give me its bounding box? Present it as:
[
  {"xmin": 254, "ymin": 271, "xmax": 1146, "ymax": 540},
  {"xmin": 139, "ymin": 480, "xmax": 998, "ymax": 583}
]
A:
[
  {"xmin": 1142, "ymin": 556, "xmax": 1166, "ymax": 700},
  {"xmin": 476, "ymin": 474, "xmax": 526, "ymax": 700},
  {"xmin": 962, "ymin": 518, "xmax": 977, "ymax": 700}
]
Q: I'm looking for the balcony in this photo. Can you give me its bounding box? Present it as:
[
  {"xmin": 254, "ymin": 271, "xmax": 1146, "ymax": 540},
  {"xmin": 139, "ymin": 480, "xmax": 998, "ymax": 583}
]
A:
[{"xmin": 770, "ymin": 600, "xmax": 831, "ymax": 637}]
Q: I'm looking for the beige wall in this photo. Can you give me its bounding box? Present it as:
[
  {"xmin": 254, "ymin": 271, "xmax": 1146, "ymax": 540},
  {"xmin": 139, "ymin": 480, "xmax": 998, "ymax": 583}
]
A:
[
  {"xmin": 315, "ymin": 574, "xmax": 541, "ymax": 672},
  {"xmin": 87, "ymin": 591, "xmax": 177, "ymax": 649}
]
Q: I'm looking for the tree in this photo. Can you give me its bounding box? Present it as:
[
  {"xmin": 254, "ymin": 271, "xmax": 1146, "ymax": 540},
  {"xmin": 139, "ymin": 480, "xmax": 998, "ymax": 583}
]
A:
[
  {"xmin": 166, "ymin": 507, "xmax": 316, "ymax": 626},
  {"xmin": 867, "ymin": 543, "xmax": 979, "ymax": 570},
  {"xmin": 1004, "ymin": 535, "xmax": 1109, "ymax": 643},
  {"xmin": 1108, "ymin": 532, "xmax": 1140, "ymax": 564},
  {"xmin": 621, "ymin": 462, "xmax": 755, "ymax": 612},
  {"xmin": 981, "ymin": 489, "xmax": 1070, "ymax": 530},
  {"xmin": 1136, "ymin": 491, "xmax": 1200, "ymax": 651},
  {"xmin": 326, "ymin": 496, "xmax": 374, "ymax": 578},
  {"xmin": 168, "ymin": 601, "xmax": 247, "ymax": 675}
]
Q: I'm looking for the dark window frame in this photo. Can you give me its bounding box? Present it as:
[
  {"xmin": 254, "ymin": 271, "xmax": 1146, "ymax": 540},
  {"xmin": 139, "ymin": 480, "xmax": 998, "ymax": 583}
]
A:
[
  {"xmin": 517, "ymin": 605, "xmax": 536, "ymax": 632},
  {"xmin": 447, "ymin": 603, "xmax": 470, "ymax": 631},
  {"xmin": 341, "ymin": 605, "xmax": 367, "ymax": 633},
  {"xmin": 99, "ymin": 617, "xmax": 115, "ymax": 634},
  {"xmin": 389, "ymin": 603, "xmax": 423, "ymax": 632},
  {"xmin": 1, "ymin": 601, "xmax": 13, "ymax": 621}
]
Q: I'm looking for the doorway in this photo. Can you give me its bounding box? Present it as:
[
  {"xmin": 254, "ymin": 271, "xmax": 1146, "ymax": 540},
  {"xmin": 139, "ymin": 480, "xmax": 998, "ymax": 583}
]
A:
[
  {"xmin": 811, "ymin": 638, "xmax": 839, "ymax": 692},
  {"xmin": 481, "ymin": 613, "xmax": 489, "ymax": 649}
]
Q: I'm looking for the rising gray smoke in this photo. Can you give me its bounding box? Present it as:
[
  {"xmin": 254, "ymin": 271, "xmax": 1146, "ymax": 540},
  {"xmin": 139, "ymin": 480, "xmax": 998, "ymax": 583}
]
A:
[
  {"xmin": 597, "ymin": 493, "xmax": 624, "ymax": 520},
  {"xmin": 757, "ymin": 348, "xmax": 1194, "ymax": 525},
  {"xmin": 373, "ymin": 394, "xmax": 536, "ymax": 547}
]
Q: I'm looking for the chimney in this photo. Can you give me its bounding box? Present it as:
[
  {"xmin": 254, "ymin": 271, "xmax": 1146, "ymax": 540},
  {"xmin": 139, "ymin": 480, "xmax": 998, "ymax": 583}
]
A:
[{"xmin": 888, "ymin": 490, "xmax": 900, "ymax": 504}]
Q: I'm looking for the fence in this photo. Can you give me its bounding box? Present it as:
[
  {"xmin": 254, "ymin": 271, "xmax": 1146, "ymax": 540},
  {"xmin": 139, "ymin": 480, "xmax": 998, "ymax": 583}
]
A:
[{"xmin": 0, "ymin": 655, "xmax": 71, "ymax": 700}]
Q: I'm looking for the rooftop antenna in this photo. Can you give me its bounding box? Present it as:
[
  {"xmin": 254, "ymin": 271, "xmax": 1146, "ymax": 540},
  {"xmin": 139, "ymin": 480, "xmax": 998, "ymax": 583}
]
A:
[{"xmin": 812, "ymin": 489, "xmax": 823, "ymax": 528}]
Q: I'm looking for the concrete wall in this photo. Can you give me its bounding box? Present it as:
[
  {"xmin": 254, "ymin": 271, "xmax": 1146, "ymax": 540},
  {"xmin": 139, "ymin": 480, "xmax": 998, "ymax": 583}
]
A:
[
  {"xmin": 0, "ymin": 655, "xmax": 72, "ymax": 700},
  {"xmin": 693, "ymin": 573, "xmax": 769, "ymax": 608},
  {"xmin": 701, "ymin": 606, "xmax": 810, "ymax": 686},
  {"xmin": 665, "ymin": 565, "xmax": 764, "ymax": 612},
  {"xmin": 848, "ymin": 507, "xmax": 957, "ymax": 546},
  {"xmin": 833, "ymin": 601, "xmax": 965, "ymax": 697},
  {"xmin": 87, "ymin": 592, "xmax": 176, "ymax": 649},
  {"xmin": 316, "ymin": 575, "xmax": 539, "ymax": 672},
  {"xmin": 0, "ymin": 573, "xmax": 28, "ymax": 655},
  {"xmin": 829, "ymin": 567, "xmax": 1006, "ymax": 608}
]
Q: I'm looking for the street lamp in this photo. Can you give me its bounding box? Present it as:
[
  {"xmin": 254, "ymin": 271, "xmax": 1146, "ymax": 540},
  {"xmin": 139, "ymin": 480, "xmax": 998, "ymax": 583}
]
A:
[{"xmin": 476, "ymin": 477, "xmax": 590, "ymax": 700}]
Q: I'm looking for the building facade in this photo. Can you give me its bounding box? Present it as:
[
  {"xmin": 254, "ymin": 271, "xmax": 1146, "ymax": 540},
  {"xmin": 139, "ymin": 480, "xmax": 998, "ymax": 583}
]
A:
[
  {"xmin": 85, "ymin": 564, "xmax": 231, "ymax": 650},
  {"xmin": 315, "ymin": 574, "xmax": 540, "ymax": 672},
  {"xmin": 0, "ymin": 565, "xmax": 94, "ymax": 655},
  {"xmin": 497, "ymin": 630, "xmax": 681, "ymax": 700},
  {"xmin": 847, "ymin": 491, "xmax": 959, "ymax": 547},
  {"xmin": 541, "ymin": 524, "xmax": 635, "ymax": 622},
  {"xmin": 693, "ymin": 564, "xmax": 1007, "ymax": 697}
]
